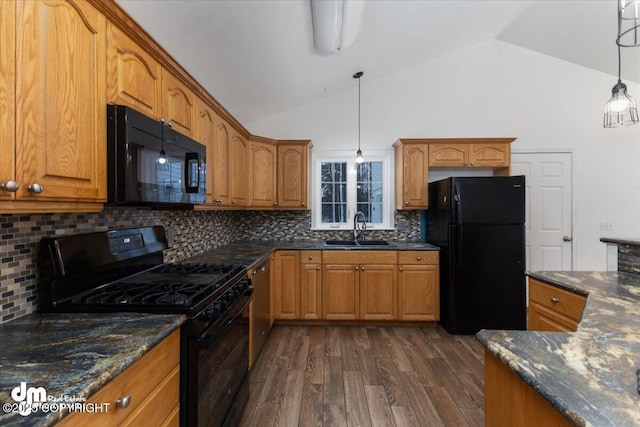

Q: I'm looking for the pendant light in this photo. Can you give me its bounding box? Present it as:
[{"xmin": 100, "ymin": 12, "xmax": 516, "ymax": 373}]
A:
[
  {"xmin": 604, "ymin": 46, "xmax": 639, "ymax": 127},
  {"xmin": 158, "ymin": 119, "xmax": 168, "ymax": 165},
  {"xmin": 354, "ymin": 71, "xmax": 364, "ymax": 163},
  {"xmin": 604, "ymin": 1, "xmax": 640, "ymax": 128}
]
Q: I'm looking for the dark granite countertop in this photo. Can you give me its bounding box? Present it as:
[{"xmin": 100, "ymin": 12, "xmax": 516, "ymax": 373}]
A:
[
  {"xmin": 600, "ymin": 237, "xmax": 640, "ymax": 246},
  {"xmin": 182, "ymin": 239, "xmax": 439, "ymax": 270},
  {"xmin": 477, "ymin": 271, "xmax": 640, "ymax": 426},
  {"xmin": 0, "ymin": 313, "xmax": 185, "ymax": 426}
]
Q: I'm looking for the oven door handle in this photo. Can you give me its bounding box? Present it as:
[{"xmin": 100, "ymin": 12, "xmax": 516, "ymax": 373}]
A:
[{"xmin": 197, "ymin": 290, "xmax": 253, "ymax": 344}]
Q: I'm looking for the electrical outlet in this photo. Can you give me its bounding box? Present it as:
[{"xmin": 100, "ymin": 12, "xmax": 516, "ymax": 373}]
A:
[{"xmin": 600, "ymin": 221, "xmax": 614, "ymax": 232}]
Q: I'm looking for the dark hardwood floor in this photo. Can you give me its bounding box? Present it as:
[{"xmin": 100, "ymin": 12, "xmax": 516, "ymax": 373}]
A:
[{"xmin": 239, "ymin": 325, "xmax": 485, "ymax": 426}]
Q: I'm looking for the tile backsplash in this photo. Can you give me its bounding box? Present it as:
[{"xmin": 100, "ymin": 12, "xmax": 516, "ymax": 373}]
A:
[{"xmin": 0, "ymin": 208, "xmax": 420, "ymax": 323}]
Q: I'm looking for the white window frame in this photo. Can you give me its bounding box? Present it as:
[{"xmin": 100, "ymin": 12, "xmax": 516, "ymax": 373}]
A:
[{"xmin": 311, "ymin": 149, "xmax": 395, "ymax": 231}]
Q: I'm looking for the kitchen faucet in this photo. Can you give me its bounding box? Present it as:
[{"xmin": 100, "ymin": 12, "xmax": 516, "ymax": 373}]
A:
[{"xmin": 353, "ymin": 211, "xmax": 367, "ymax": 243}]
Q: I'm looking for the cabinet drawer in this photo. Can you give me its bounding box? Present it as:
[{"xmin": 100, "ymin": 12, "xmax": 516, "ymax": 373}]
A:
[
  {"xmin": 300, "ymin": 250, "xmax": 321, "ymax": 264},
  {"xmin": 529, "ymin": 279, "xmax": 586, "ymax": 322},
  {"xmin": 398, "ymin": 251, "xmax": 439, "ymax": 265},
  {"xmin": 322, "ymin": 250, "xmax": 397, "ymax": 264},
  {"xmin": 122, "ymin": 366, "xmax": 180, "ymax": 426},
  {"xmin": 58, "ymin": 329, "xmax": 180, "ymax": 426}
]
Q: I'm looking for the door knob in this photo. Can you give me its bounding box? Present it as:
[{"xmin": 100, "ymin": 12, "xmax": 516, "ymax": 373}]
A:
[{"xmin": 562, "ymin": 236, "xmax": 572, "ymax": 242}]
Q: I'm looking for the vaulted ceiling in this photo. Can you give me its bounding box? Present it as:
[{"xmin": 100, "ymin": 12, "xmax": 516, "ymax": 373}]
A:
[{"xmin": 116, "ymin": 0, "xmax": 637, "ymax": 125}]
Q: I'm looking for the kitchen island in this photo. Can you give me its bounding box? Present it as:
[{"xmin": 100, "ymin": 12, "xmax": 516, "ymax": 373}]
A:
[
  {"xmin": 0, "ymin": 312, "xmax": 185, "ymax": 426},
  {"xmin": 478, "ymin": 270, "xmax": 640, "ymax": 426}
]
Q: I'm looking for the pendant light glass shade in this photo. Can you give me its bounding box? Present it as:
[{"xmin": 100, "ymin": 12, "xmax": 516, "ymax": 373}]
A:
[{"xmin": 604, "ymin": 80, "xmax": 639, "ymax": 127}]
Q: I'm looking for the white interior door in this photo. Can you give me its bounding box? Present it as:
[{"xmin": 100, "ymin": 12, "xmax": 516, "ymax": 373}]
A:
[{"xmin": 511, "ymin": 152, "xmax": 573, "ymax": 271}]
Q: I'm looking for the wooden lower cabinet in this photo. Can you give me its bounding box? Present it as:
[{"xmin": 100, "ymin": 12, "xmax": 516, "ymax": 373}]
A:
[
  {"xmin": 397, "ymin": 251, "xmax": 440, "ymax": 321},
  {"xmin": 360, "ymin": 265, "xmax": 397, "ymax": 320},
  {"xmin": 528, "ymin": 278, "xmax": 586, "ymax": 332},
  {"xmin": 273, "ymin": 251, "xmax": 300, "ymax": 319},
  {"xmin": 485, "ymin": 350, "xmax": 573, "ymax": 427},
  {"xmin": 300, "ymin": 251, "xmax": 322, "ymax": 319},
  {"xmin": 58, "ymin": 329, "xmax": 180, "ymax": 427},
  {"xmin": 322, "ymin": 251, "xmax": 397, "ymax": 321},
  {"xmin": 322, "ymin": 264, "xmax": 360, "ymax": 320},
  {"xmin": 272, "ymin": 249, "xmax": 440, "ymax": 322}
]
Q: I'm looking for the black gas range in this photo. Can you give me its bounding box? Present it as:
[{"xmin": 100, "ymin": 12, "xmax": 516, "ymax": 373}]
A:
[{"xmin": 37, "ymin": 226, "xmax": 252, "ymax": 427}]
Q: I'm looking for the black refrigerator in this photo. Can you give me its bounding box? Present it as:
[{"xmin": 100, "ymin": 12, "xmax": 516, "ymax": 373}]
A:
[{"xmin": 427, "ymin": 176, "xmax": 526, "ymax": 334}]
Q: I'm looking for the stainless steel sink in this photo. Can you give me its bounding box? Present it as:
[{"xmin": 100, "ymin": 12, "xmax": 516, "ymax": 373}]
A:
[{"xmin": 323, "ymin": 239, "xmax": 392, "ymax": 247}]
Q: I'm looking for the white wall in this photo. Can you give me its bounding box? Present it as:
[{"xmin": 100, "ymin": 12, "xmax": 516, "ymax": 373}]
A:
[{"xmin": 248, "ymin": 40, "xmax": 640, "ymax": 270}]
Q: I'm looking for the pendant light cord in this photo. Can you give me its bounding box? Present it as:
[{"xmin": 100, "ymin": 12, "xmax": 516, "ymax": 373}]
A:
[{"xmin": 358, "ymin": 75, "xmax": 361, "ymax": 152}]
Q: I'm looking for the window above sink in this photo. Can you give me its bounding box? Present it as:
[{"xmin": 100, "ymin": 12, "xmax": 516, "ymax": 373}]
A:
[{"xmin": 311, "ymin": 150, "xmax": 394, "ymax": 231}]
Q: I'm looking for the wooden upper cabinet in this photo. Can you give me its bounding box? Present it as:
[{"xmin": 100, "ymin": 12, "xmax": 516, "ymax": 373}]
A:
[
  {"xmin": 230, "ymin": 131, "xmax": 248, "ymax": 207},
  {"xmin": 0, "ymin": 0, "xmax": 16, "ymax": 202},
  {"xmin": 194, "ymin": 99, "xmax": 216, "ymax": 202},
  {"xmin": 13, "ymin": 0, "xmax": 106, "ymax": 204},
  {"xmin": 106, "ymin": 23, "xmax": 162, "ymax": 119},
  {"xmin": 428, "ymin": 139, "xmax": 514, "ymax": 168},
  {"xmin": 428, "ymin": 144, "xmax": 468, "ymax": 167},
  {"xmin": 161, "ymin": 69, "xmax": 196, "ymax": 137},
  {"xmin": 393, "ymin": 140, "xmax": 429, "ymax": 210},
  {"xmin": 277, "ymin": 141, "xmax": 311, "ymax": 209},
  {"xmin": 212, "ymin": 120, "xmax": 231, "ymax": 206},
  {"xmin": 249, "ymin": 139, "xmax": 277, "ymax": 208},
  {"xmin": 469, "ymin": 143, "xmax": 510, "ymax": 167}
]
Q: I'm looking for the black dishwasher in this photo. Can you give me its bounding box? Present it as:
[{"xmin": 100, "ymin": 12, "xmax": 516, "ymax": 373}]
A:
[{"xmin": 249, "ymin": 256, "xmax": 272, "ymax": 367}]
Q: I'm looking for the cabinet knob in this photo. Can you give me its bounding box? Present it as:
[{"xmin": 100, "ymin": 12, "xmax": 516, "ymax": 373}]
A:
[
  {"xmin": 464, "ymin": 162, "xmax": 469, "ymax": 166},
  {"xmin": 355, "ymin": 266, "xmax": 359, "ymax": 271},
  {"xmin": 317, "ymin": 266, "xmax": 320, "ymax": 270},
  {"xmin": 301, "ymin": 202, "xmax": 306, "ymax": 207},
  {"xmin": 550, "ymin": 297, "xmax": 560, "ymax": 304},
  {"xmin": 308, "ymin": 256, "xmax": 313, "ymax": 260},
  {"xmin": 260, "ymin": 266, "xmax": 266, "ymax": 272},
  {"xmin": 27, "ymin": 183, "xmax": 44, "ymax": 194},
  {"xmin": 274, "ymin": 201, "xmax": 279, "ymax": 206},
  {"xmin": 417, "ymin": 256, "xmax": 422, "ymax": 261},
  {"xmin": 116, "ymin": 394, "xmax": 131, "ymax": 409},
  {"xmin": 0, "ymin": 181, "xmax": 19, "ymax": 192},
  {"xmin": 361, "ymin": 266, "xmax": 365, "ymax": 271},
  {"xmin": 470, "ymin": 162, "xmax": 475, "ymax": 166},
  {"xmin": 399, "ymin": 267, "xmax": 403, "ymax": 271},
  {"xmin": 405, "ymin": 201, "xmax": 409, "ymax": 206},
  {"xmin": 231, "ymin": 200, "xmax": 236, "ymax": 205}
]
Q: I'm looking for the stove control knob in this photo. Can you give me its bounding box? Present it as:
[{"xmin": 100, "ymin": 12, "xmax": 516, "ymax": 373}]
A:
[
  {"xmin": 233, "ymin": 280, "xmax": 248, "ymax": 294},
  {"xmin": 225, "ymin": 290, "xmax": 239, "ymax": 303}
]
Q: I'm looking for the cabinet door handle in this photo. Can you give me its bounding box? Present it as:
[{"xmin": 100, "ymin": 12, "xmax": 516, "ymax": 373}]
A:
[
  {"xmin": 116, "ymin": 394, "xmax": 131, "ymax": 409},
  {"xmin": 28, "ymin": 183, "xmax": 44, "ymax": 194},
  {"xmin": 0, "ymin": 181, "xmax": 19, "ymax": 192},
  {"xmin": 550, "ymin": 297, "xmax": 559, "ymax": 304}
]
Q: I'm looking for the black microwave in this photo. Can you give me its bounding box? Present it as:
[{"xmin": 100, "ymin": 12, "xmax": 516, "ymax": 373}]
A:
[{"xmin": 107, "ymin": 104, "xmax": 206, "ymax": 207}]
